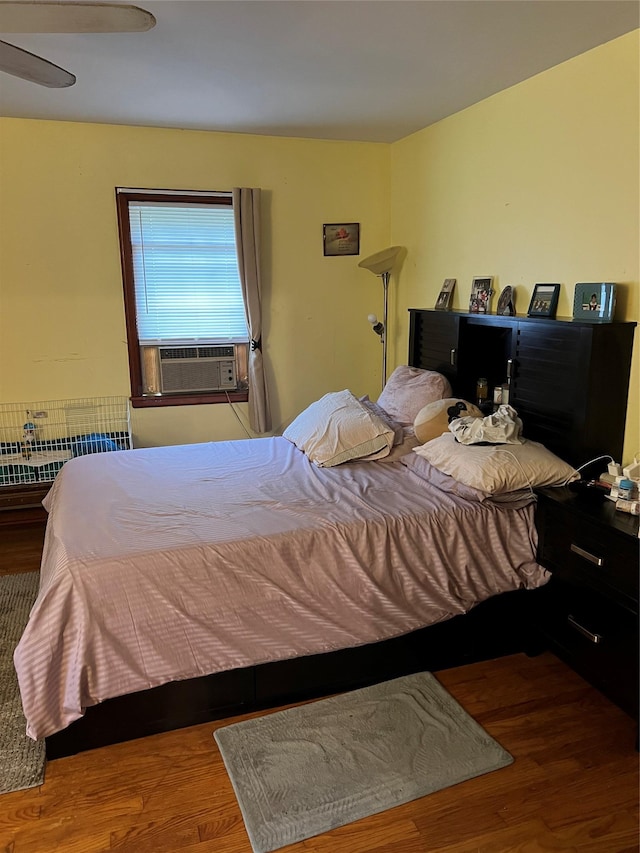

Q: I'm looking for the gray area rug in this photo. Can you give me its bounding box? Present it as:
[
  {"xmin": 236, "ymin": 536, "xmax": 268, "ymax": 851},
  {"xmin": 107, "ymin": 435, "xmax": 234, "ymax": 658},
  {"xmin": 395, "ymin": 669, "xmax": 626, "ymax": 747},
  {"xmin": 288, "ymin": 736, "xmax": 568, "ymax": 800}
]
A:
[
  {"xmin": 214, "ymin": 670, "xmax": 513, "ymax": 853},
  {"xmin": 0, "ymin": 571, "xmax": 45, "ymax": 794}
]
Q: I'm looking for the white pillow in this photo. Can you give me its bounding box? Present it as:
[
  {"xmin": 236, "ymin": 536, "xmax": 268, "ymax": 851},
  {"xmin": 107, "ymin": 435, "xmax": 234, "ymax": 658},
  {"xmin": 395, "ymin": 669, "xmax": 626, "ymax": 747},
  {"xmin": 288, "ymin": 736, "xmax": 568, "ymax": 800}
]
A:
[
  {"xmin": 377, "ymin": 366, "xmax": 452, "ymax": 426},
  {"xmin": 400, "ymin": 453, "xmax": 533, "ymax": 507},
  {"xmin": 375, "ymin": 430, "xmax": 420, "ymax": 463},
  {"xmin": 413, "ymin": 432, "xmax": 579, "ymax": 494},
  {"xmin": 359, "ymin": 396, "xmax": 404, "ymax": 446},
  {"xmin": 283, "ymin": 390, "xmax": 395, "ymax": 467}
]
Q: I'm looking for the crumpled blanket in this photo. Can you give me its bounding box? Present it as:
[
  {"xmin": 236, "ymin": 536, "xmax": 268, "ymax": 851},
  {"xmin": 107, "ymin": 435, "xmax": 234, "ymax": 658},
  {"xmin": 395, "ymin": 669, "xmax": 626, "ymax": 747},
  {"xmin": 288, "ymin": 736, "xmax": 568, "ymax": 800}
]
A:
[{"xmin": 448, "ymin": 404, "xmax": 524, "ymax": 446}]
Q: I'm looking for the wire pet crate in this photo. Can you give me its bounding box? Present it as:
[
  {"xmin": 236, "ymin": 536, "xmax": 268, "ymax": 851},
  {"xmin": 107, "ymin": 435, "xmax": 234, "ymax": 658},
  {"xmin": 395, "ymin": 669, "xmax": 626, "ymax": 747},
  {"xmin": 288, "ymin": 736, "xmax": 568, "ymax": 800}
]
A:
[{"xmin": 0, "ymin": 396, "xmax": 132, "ymax": 487}]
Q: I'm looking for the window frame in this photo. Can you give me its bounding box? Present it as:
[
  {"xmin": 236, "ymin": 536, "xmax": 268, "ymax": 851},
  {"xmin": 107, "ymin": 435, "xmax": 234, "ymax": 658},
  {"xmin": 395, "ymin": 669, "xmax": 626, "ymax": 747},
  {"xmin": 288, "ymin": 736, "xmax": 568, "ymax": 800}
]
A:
[{"xmin": 116, "ymin": 189, "xmax": 249, "ymax": 408}]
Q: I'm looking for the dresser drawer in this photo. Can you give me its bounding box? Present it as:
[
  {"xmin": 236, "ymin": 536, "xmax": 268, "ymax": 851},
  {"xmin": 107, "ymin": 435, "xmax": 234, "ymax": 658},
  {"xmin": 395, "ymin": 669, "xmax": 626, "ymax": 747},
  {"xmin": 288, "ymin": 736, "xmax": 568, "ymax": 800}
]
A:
[
  {"xmin": 537, "ymin": 501, "xmax": 639, "ymax": 608},
  {"xmin": 537, "ymin": 577, "xmax": 639, "ymax": 717}
]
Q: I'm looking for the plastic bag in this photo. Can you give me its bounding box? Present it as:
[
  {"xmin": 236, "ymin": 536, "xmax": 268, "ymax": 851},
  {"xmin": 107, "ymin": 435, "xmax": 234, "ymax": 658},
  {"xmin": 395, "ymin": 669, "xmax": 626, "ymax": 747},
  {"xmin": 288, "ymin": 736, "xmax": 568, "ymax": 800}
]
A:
[{"xmin": 448, "ymin": 404, "xmax": 524, "ymax": 445}]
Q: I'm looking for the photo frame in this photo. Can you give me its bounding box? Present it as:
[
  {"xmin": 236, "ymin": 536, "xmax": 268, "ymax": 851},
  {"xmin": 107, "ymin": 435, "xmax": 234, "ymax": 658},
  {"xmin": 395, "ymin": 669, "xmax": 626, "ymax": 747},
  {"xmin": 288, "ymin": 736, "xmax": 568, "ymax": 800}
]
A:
[
  {"xmin": 323, "ymin": 223, "xmax": 360, "ymax": 256},
  {"xmin": 468, "ymin": 277, "xmax": 494, "ymax": 314},
  {"xmin": 497, "ymin": 285, "xmax": 515, "ymax": 316},
  {"xmin": 434, "ymin": 278, "xmax": 456, "ymax": 310},
  {"xmin": 527, "ymin": 283, "xmax": 560, "ymax": 318},
  {"xmin": 572, "ymin": 282, "xmax": 616, "ymax": 323}
]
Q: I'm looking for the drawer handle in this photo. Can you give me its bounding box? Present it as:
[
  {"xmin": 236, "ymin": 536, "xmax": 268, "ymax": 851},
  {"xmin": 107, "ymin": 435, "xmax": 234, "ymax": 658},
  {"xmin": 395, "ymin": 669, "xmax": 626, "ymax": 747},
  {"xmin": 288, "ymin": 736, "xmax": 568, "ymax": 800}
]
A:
[
  {"xmin": 568, "ymin": 614, "xmax": 602, "ymax": 644},
  {"xmin": 570, "ymin": 543, "xmax": 603, "ymax": 567},
  {"xmin": 450, "ymin": 348, "xmax": 457, "ymax": 366}
]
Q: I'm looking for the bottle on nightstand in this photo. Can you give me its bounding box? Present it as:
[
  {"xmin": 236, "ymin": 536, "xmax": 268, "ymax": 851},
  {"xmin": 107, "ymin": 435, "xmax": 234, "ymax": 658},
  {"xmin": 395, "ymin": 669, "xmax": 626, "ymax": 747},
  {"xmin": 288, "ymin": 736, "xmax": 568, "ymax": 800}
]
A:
[
  {"xmin": 616, "ymin": 499, "xmax": 640, "ymax": 516},
  {"xmin": 615, "ymin": 478, "xmax": 639, "ymax": 514}
]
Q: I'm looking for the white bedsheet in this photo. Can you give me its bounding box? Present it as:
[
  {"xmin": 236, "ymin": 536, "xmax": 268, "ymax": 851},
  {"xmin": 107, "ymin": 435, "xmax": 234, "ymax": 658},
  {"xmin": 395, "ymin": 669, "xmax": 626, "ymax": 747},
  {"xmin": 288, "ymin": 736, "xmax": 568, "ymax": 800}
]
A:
[{"xmin": 14, "ymin": 437, "xmax": 548, "ymax": 739}]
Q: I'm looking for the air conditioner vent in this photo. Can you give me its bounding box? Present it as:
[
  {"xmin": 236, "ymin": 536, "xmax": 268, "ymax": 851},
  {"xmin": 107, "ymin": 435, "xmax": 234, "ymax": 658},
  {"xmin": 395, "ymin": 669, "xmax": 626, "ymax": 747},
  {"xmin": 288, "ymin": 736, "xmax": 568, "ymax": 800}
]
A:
[
  {"xmin": 158, "ymin": 346, "xmax": 237, "ymax": 393},
  {"xmin": 159, "ymin": 345, "xmax": 235, "ymax": 360},
  {"xmin": 197, "ymin": 345, "xmax": 235, "ymax": 358},
  {"xmin": 159, "ymin": 347, "xmax": 198, "ymax": 360}
]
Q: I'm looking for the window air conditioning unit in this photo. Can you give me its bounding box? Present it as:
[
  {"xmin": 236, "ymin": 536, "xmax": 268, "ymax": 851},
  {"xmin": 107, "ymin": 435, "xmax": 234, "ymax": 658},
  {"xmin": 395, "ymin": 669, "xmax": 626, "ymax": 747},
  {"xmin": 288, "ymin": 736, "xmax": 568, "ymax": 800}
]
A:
[{"xmin": 159, "ymin": 346, "xmax": 237, "ymax": 393}]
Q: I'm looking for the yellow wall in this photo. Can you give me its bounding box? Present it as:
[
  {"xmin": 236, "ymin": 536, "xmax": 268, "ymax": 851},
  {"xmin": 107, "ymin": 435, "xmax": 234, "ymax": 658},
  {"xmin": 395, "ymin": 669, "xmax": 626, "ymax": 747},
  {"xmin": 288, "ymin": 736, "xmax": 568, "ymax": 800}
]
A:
[
  {"xmin": 0, "ymin": 120, "xmax": 389, "ymax": 446},
  {"xmin": 1, "ymin": 31, "xmax": 638, "ymax": 462},
  {"xmin": 390, "ymin": 31, "xmax": 640, "ymax": 466}
]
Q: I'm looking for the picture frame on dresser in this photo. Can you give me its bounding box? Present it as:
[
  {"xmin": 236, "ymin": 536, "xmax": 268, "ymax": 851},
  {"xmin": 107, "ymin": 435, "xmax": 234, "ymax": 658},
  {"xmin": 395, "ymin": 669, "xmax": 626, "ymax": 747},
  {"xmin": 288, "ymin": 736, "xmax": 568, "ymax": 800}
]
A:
[
  {"xmin": 573, "ymin": 282, "xmax": 616, "ymax": 322},
  {"xmin": 497, "ymin": 285, "xmax": 515, "ymax": 316},
  {"xmin": 527, "ymin": 283, "xmax": 560, "ymax": 318},
  {"xmin": 468, "ymin": 277, "xmax": 493, "ymax": 314},
  {"xmin": 435, "ymin": 278, "xmax": 456, "ymax": 310}
]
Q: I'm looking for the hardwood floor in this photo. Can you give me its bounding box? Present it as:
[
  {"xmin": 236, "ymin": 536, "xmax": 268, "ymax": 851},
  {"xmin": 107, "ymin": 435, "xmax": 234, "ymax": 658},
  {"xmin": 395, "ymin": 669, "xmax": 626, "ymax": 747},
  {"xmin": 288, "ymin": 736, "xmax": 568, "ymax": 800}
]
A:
[
  {"xmin": 0, "ymin": 521, "xmax": 45, "ymax": 576},
  {"xmin": 1, "ymin": 525, "xmax": 638, "ymax": 853}
]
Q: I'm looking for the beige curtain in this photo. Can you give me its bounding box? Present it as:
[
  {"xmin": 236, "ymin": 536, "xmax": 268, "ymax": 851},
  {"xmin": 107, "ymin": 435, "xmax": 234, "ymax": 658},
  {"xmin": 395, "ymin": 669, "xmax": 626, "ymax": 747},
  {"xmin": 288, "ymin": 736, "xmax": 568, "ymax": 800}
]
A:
[{"xmin": 233, "ymin": 187, "xmax": 271, "ymax": 433}]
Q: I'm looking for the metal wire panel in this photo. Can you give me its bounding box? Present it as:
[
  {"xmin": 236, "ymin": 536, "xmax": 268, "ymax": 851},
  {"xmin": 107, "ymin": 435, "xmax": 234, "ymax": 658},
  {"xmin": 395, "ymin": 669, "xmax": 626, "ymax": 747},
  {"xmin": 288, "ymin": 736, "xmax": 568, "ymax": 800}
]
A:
[{"xmin": 0, "ymin": 396, "xmax": 132, "ymax": 486}]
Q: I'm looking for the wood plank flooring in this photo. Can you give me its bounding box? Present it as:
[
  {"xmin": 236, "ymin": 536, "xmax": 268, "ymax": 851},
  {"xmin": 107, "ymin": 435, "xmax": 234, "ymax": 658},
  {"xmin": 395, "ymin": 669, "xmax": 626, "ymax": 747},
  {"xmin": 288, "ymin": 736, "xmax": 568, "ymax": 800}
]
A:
[
  {"xmin": 1, "ymin": 524, "xmax": 638, "ymax": 853},
  {"xmin": 0, "ymin": 521, "xmax": 45, "ymax": 576}
]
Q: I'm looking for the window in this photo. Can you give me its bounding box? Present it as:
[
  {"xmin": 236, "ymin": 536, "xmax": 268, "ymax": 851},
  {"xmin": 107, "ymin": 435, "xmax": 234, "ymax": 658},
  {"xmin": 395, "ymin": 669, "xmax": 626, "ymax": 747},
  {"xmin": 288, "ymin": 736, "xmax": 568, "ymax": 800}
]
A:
[{"xmin": 116, "ymin": 190, "xmax": 249, "ymax": 407}]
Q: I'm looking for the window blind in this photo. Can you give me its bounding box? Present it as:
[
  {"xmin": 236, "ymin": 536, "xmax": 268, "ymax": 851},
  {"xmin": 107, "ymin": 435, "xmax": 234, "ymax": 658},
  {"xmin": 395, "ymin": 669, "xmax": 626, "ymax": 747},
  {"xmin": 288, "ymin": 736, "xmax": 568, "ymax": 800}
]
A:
[{"xmin": 129, "ymin": 201, "xmax": 248, "ymax": 344}]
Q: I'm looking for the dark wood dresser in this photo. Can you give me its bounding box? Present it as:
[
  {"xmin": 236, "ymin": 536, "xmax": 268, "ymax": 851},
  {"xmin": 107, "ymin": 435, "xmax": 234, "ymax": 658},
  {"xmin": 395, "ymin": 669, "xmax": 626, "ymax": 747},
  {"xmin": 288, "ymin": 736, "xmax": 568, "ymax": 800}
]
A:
[
  {"xmin": 409, "ymin": 308, "xmax": 638, "ymax": 717},
  {"xmin": 533, "ymin": 487, "xmax": 639, "ymax": 719},
  {"xmin": 408, "ymin": 308, "xmax": 636, "ymax": 468}
]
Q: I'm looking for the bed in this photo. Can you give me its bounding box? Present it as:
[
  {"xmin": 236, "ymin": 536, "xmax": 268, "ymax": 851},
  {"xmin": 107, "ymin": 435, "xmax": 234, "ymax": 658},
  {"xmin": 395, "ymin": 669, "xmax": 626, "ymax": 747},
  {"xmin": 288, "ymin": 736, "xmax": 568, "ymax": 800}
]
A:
[{"xmin": 15, "ymin": 311, "xmax": 597, "ymax": 759}]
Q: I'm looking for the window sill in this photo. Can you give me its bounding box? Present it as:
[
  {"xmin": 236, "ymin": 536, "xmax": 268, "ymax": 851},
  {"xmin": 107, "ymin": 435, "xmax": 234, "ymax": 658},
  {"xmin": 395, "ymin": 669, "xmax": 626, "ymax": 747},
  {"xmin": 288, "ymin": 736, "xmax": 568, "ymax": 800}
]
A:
[{"xmin": 130, "ymin": 391, "xmax": 249, "ymax": 409}]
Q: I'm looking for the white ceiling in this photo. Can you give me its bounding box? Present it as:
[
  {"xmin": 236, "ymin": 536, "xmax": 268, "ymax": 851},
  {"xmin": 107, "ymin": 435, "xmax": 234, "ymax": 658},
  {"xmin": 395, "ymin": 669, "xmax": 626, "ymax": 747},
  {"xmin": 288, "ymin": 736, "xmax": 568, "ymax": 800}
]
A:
[{"xmin": 0, "ymin": 0, "xmax": 638, "ymax": 143}]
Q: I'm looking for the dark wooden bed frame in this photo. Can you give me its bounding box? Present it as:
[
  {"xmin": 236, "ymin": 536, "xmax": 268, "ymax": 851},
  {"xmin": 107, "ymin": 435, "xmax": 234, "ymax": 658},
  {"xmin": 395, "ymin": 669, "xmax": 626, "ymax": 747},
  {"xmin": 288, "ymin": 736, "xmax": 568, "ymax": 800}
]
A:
[{"xmin": 45, "ymin": 308, "xmax": 636, "ymax": 758}]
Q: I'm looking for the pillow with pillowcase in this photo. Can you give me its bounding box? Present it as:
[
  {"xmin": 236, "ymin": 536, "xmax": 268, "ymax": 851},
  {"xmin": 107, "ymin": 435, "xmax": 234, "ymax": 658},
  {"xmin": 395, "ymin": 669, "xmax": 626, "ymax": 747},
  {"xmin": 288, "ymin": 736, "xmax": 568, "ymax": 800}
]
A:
[
  {"xmin": 359, "ymin": 396, "xmax": 404, "ymax": 446},
  {"xmin": 412, "ymin": 432, "xmax": 579, "ymax": 494},
  {"xmin": 376, "ymin": 366, "xmax": 452, "ymax": 426},
  {"xmin": 375, "ymin": 430, "xmax": 420, "ymax": 463},
  {"xmin": 283, "ymin": 389, "xmax": 395, "ymax": 467},
  {"xmin": 401, "ymin": 452, "xmax": 489, "ymax": 501},
  {"xmin": 400, "ymin": 453, "xmax": 533, "ymax": 506}
]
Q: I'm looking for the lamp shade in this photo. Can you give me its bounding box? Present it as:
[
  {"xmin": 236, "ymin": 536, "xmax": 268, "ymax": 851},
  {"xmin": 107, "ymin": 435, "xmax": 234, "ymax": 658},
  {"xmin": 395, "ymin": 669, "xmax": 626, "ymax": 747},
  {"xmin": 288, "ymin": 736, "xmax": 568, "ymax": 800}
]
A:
[{"xmin": 358, "ymin": 246, "xmax": 402, "ymax": 276}]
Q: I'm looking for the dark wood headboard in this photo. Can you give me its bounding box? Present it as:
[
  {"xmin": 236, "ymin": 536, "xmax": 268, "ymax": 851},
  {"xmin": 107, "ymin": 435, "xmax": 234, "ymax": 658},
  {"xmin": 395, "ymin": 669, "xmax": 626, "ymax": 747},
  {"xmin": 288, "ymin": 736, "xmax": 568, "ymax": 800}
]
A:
[{"xmin": 408, "ymin": 309, "xmax": 636, "ymax": 469}]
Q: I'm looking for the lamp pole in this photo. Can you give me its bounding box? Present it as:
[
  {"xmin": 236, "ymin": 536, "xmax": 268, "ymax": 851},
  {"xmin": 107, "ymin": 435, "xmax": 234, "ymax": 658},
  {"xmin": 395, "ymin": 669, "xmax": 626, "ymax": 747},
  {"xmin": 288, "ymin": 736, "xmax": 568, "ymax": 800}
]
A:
[
  {"xmin": 381, "ymin": 271, "xmax": 389, "ymax": 391},
  {"xmin": 358, "ymin": 246, "xmax": 402, "ymax": 393}
]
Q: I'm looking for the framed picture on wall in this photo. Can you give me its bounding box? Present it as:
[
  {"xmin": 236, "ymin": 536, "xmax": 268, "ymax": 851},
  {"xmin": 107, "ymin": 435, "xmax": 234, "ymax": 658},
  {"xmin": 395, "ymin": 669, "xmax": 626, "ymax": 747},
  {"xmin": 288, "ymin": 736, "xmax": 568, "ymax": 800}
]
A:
[
  {"xmin": 527, "ymin": 283, "xmax": 560, "ymax": 318},
  {"xmin": 468, "ymin": 277, "xmax": 494, "ymax": 314},
  {"xmin": 434, "ymin": 278, "xmax": 456, "ymax": 310},
  {"xmin": 572, "ymin": 282, "xmax": 616, "ymax": 322},
  {"xmin": 323, "ymin": 223, "xmax": 360, "ymax": 256}
]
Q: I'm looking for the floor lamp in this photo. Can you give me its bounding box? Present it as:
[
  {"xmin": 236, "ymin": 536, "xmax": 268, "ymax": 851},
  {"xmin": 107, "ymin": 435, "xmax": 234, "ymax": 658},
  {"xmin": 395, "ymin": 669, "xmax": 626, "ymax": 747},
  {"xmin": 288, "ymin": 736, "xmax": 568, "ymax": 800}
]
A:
[{"xmin": 358, "ymin": 246, "xmax": 402, "ymax": 391}]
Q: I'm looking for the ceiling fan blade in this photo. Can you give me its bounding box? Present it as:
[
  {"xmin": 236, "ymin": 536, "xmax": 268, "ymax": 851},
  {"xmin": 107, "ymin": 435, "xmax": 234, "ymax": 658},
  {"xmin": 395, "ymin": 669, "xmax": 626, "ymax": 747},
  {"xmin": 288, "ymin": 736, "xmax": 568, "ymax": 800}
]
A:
[
  {"xmin": 0, "ymin": 2, "xmax": 155, "ymax": 33},
  {"xmin": 0, "ymin": 38, "xmax": 75, "ymax": 86}
]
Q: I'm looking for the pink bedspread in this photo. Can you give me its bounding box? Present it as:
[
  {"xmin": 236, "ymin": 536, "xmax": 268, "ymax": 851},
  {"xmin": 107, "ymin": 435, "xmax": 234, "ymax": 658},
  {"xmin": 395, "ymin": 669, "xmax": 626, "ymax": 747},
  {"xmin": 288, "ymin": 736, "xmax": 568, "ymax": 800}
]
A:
[{"xmin": 14, "ymin": 437, "xmax": 548, "ymax": 739}]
